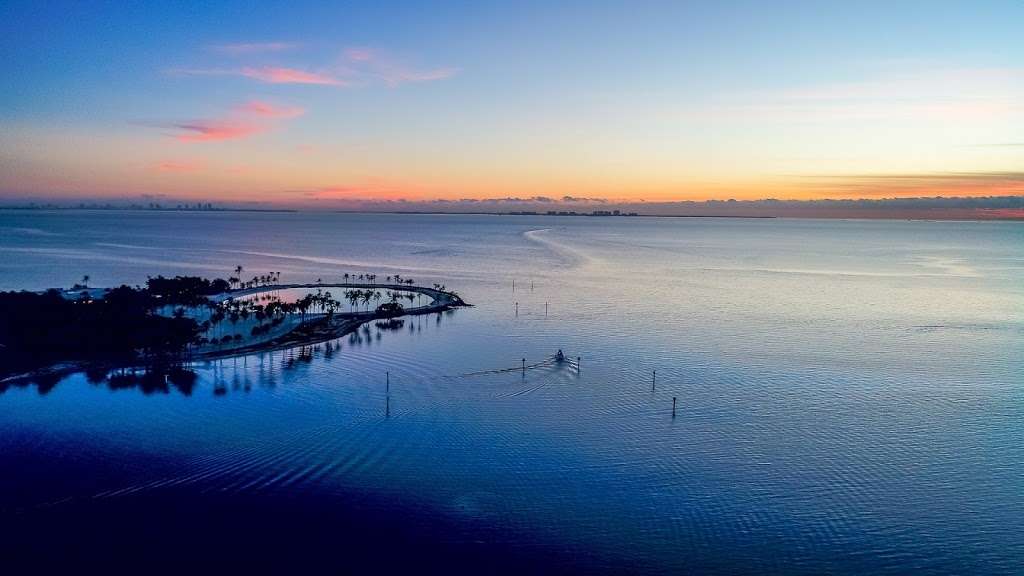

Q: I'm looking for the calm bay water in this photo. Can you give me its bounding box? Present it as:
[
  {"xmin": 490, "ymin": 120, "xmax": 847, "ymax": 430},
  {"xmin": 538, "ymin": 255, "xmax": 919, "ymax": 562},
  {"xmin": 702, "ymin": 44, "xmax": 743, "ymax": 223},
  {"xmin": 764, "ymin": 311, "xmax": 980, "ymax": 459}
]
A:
[{"xmin": 1, "ymin": 210, "xmax": 1022, "ymax": 573}]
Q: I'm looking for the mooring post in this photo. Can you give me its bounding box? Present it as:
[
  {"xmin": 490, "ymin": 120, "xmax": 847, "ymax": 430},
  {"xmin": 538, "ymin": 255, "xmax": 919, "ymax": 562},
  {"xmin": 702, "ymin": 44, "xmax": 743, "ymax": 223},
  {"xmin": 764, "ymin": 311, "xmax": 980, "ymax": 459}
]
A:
[
  {"xmin": 386, "ymin": 395, "xmax": 390, "ymax": 418},
  {"xmin": 576, "ymin": 357, "xmax": 581, "ymax": 373},
  {"xmin": 386, "ymin": 371, "xmax": 389, "ymax": 395},
  {"xmin": 515, "ymin": 302, "xmax": 519, "ymax": 316},
  {"xmin": 652, "ymin": 370, "xmax": 656, "ymax": 391},
  {"xmin": 531, "ymin": 281, "xmax": 534, "ymax": 292},
  {"xmin": 522, "ymin": 357, "xmax": 526, "ymax": 380},
  {"xmin": 672, "ymin": 397, "xmax": 677, "ymax": 418},
  {"xmin": 545, "ymin": 302, "xmax": 548, "ymax": 316},
  {"xmin": 512, "ymin": 279, "xmax": 515, "ymax": 292}
]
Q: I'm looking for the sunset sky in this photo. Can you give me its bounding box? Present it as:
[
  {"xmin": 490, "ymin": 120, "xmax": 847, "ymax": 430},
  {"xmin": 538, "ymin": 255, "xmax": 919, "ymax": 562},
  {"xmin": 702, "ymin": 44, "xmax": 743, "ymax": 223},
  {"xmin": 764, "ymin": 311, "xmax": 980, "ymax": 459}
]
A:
[{"xmin": 2, "ymin": 1, "xmax": 1023, "ymax": 209}]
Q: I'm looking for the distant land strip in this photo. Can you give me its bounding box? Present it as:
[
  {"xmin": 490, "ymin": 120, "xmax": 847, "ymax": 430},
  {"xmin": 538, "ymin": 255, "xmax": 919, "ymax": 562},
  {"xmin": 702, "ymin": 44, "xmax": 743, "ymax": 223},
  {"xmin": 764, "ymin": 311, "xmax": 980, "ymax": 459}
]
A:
[{"xmin": 1, "ymin": 195, "xmax": 1021, "ymax": 220}]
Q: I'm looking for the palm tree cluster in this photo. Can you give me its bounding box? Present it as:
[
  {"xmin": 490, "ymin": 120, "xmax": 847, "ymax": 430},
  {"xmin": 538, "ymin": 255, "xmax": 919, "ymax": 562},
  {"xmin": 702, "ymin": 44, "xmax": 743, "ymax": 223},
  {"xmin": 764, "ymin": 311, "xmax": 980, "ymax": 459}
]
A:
[
  {"xmin": 199, "ymin": 288, "xmax": 350, "ymax": 346},
  {"xmin": 228, "ymin": 267, "xmax": 282, "ymax": 291},
  {"xmin": 383, "ymin": 290, "xmax": 418, "ymax": 305},
  {"xmin": 431, "ymin": 283, "xmax": 460, "ymax": 299},
  {"xmin": 342, "ymin": 289, "xmax": 383, "ymax": 312},
  {"xmin": 386, "ymin": 274, "xmax": 417, "ymax": 286},
  {"xmin": 341, "ymin": 273, "xmax": 381, "ymax": 284}
]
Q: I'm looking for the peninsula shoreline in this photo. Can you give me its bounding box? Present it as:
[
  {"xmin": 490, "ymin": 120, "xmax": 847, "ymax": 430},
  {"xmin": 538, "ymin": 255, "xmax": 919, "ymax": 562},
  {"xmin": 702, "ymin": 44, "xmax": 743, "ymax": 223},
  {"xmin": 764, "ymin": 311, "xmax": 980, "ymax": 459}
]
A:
[{"xmin": 1, "ymin": 282, "xmax": 470, "ymax": 386}]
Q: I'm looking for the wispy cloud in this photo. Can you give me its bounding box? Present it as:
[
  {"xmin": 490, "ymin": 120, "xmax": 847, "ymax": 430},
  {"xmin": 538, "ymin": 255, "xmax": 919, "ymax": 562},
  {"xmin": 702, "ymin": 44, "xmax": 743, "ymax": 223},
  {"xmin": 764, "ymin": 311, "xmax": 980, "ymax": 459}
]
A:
[
  {"xmin": 171, "ymin": 45, "xmax": 455, "ymax": 88},
  {"xmin": 237, "ymin": 101, "xmax": 305, "ymax": 118},
  {"xmin": 152, "ymin": 159, "xmax": 205, "ymax": 172},
  {"xmin": 173, "ymin": 121, "xmax": 264, "ymax": 142},
  {"xmin": 797, "ymin": 171, "xmax": 1024, "ymax": 197},
  {"xmin": 239, "ymin": 66, "xmax": 343, "ymax": 85},
  {"xmin": 708, "ymin": 66, "xmax": 1024, "ymax": 122},
  {"xmin": 341, "ymin": 47, "xmax": 459, "ymax": 86},
  {"xmin": 276, "ymin": 190, "xmax": 1023, "ymax": 220},
  {"xmin": 142, "ymin": 98, "xmax": 304, "ymax": 143},
  {"xmin": 171, "ymin": 66, "xmax": 343, "ymax": 85},
  {"xmin": 208, "ymin": 41, "xmax": 300, "ymax": 55},
  {"xmin": 344, "ymin": 47, "xmax": 375, "ymax": 62}
]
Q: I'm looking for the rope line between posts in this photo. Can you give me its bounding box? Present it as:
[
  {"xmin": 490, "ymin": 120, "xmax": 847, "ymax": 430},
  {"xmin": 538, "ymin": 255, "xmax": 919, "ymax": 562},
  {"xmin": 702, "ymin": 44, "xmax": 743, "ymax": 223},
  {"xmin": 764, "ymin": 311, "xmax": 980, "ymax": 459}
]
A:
[{"xmin": 450, "ymin": 355, "xmax": 578, "ymax": 378}]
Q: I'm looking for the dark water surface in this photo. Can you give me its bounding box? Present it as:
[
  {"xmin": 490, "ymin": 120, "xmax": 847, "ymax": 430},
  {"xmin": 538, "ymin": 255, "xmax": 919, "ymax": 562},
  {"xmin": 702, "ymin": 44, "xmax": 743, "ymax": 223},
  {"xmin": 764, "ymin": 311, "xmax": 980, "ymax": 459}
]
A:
[{"xmin": 1, "ymin": 211, "xmax": 1022, "ymax": 573}]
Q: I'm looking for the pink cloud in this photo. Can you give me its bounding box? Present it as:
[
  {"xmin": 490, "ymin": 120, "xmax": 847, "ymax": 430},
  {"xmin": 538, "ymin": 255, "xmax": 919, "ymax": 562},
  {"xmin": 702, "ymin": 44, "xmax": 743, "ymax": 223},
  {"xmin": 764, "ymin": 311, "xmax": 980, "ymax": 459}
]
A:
[
  {"xmin": 171, "ymin": 49, "xmax": 455, "ymax": 88},
  {"xmin": 240, "ymin": 66, "xmax": 343, "ymax": 85},
  {"xmin": 344, "ymin": 47, "xmax": 376, "ymax": 62},
  {"xmin": 238, "ymin": 101, "xmax": 305, "ymax": 118},
  {"xmin": 153, "ymin": 160, "xmax": 205, "ymax": 173},
  {"xmin": 146, "ymin": 98, "xmax": 303, "ymax": 144},
  {"xmin": 173, "ymin": 121, "xmax": 264, "ymax": 142},
  {"xmin": 209, "ymin": 42, "xmax": 300, "ymax": 55},
  {"xmin": 342, "ymin": 47, "xmax": 459, "ymax": 86},
  {"xmin": 379, "ymin": 67, "xmax": 459, "ymax": 86}
]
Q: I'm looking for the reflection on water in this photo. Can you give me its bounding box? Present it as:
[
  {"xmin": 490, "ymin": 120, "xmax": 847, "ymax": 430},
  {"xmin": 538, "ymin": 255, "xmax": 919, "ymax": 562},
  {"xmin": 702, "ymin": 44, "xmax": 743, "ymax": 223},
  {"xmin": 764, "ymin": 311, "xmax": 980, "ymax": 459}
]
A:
[{"xmin": 1, "ymin": 212, "xmax": 1022, "ymax": 574}]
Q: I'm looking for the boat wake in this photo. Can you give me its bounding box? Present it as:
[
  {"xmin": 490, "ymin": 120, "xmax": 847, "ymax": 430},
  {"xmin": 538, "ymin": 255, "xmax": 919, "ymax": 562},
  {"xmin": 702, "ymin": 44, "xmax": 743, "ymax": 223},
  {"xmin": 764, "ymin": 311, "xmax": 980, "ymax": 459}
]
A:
[{"xmin": 522, "ymin": 228, "xmax": 592, "ymax": 267}]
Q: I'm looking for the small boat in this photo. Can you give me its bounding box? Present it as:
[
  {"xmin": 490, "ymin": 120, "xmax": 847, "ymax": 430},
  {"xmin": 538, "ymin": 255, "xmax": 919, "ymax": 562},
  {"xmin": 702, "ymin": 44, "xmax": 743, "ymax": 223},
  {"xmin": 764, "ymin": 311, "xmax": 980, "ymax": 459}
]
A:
[{"xmin": 555, "ymin": 349, "xmax": 565, "ymax": 362}]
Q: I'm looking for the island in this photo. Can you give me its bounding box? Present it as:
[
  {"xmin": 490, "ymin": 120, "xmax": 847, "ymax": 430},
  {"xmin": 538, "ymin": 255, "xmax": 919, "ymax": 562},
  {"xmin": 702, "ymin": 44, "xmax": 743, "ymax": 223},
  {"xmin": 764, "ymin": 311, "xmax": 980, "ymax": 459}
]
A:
[{"xmin": 0, "ymin": 272, "xmax": 469, "ymax": 386}]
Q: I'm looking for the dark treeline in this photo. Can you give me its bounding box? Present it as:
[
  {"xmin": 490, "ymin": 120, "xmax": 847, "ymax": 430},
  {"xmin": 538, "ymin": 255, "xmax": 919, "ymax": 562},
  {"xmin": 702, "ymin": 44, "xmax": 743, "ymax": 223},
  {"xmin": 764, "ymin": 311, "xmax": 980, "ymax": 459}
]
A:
[
  {"xmin": 0, "ymin": 276, "xmax": 227, "ymax": 376},
  {"xmin": 1, "ymin": 272, "xmax": 459, "ymax": 379},
  {"xmin": 146, "ymin": 275, "xmax": 230, "ymax": 304}
]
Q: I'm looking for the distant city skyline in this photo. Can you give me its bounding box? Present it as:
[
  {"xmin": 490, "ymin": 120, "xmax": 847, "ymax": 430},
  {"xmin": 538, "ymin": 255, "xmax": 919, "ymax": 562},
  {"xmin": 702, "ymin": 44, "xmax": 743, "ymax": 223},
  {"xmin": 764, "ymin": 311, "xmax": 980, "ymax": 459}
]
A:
[{"xmin": 2, "ymin": 1, "xmax": 1023, "ymax": 212}]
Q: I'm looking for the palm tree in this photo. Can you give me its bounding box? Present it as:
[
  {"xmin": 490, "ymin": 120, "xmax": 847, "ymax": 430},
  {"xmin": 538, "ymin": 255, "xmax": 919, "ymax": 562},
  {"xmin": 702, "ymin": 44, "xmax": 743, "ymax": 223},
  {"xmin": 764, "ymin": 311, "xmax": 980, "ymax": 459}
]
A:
[{"xmin": 81, "ymin": 275, "xmax": 90, "ymax": 287}]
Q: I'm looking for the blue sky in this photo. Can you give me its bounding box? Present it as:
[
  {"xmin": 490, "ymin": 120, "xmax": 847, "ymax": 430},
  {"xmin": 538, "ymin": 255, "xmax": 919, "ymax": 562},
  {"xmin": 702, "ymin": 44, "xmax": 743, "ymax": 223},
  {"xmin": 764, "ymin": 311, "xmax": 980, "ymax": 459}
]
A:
[{"xmin": 2, "ymin": 1, "xmax": 1023, "ymax": 206}]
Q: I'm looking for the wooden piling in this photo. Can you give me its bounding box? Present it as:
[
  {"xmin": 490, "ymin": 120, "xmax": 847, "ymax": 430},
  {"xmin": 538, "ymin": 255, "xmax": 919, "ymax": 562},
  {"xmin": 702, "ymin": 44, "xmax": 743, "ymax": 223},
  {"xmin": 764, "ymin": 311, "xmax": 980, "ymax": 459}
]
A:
[
  {"xmin": 672, "ymin": 397, "xmax": 677, "ymax": 418},
  {"xmin": 652, "ymin": 370, "xmax": 656, "ymax": 391}
]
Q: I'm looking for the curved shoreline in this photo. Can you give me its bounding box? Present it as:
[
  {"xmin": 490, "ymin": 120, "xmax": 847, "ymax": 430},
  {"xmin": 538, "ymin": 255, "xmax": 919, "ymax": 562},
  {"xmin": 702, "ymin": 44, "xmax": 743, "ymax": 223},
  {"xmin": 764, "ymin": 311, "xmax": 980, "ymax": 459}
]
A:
[
  {"xmin": 1, "ymin": 283, "xmax": 470, "ymax": 386},
  {"xmin": 198, "ymin": 282, "xmax": 469, "ymax": 360}
]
